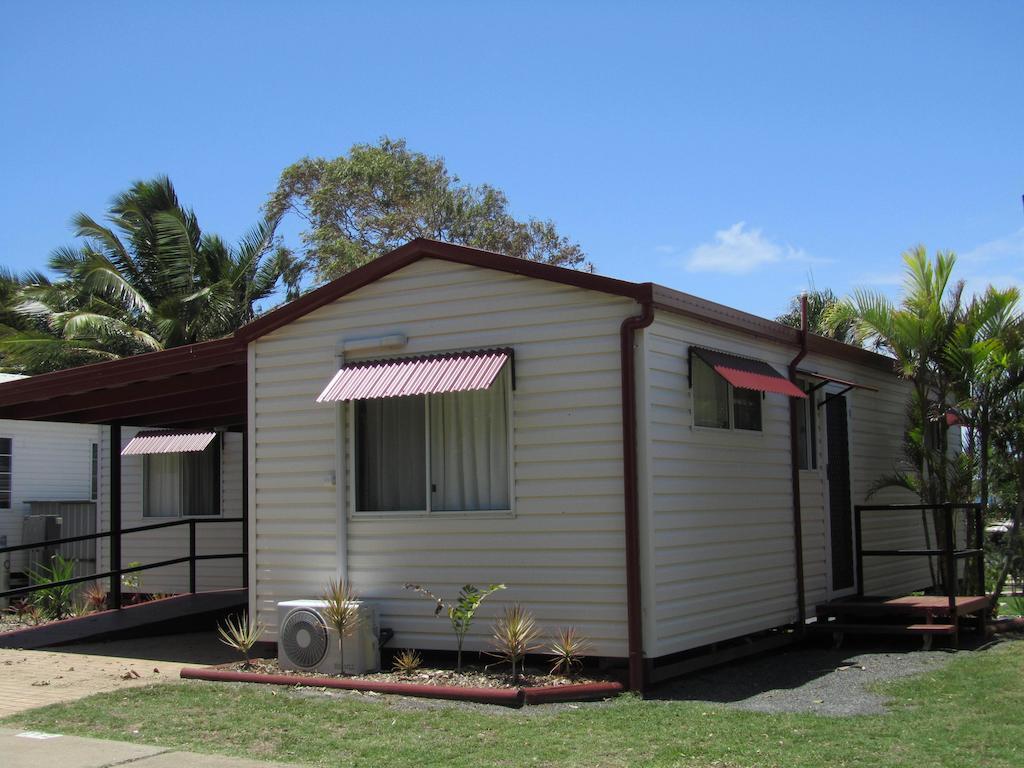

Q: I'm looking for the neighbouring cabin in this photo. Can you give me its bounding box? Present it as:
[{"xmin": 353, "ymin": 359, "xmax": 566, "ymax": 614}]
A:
[
  {"xmin": 0, "ymin": 374, "xmax": 101, "ymax": 576},
  {"xmin": 96, "ymin": 427, "xmax": 245, "ymax": 595}
]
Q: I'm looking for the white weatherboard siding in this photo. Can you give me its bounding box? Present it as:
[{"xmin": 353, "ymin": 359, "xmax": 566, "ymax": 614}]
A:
[
  {"xmin": 640, "ymin": 313, "xmax": 923, "ymax": 658},
  {"xmin": 250, "ymin": 257, "xmax": 637, "ymax": 656},
  {"xmin": 98, "ymin": 427, "xmax": 244, "ymax": 593},
  {"xmin": 641, "ymin": 313, "xmax": 800, "ymax": 658},
  {"xmin": 0, "ymin": 419, "xmax": 100, "ymax": 572}
]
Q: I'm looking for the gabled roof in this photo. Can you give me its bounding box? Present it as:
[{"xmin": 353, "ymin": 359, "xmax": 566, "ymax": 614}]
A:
[
  {"xmin": 237, "ymin": 238, "xmax": 894, "ymax": 373},
  {"xmin": 235, "ymin": 238, "xmax": 650, "ymax": 342}
]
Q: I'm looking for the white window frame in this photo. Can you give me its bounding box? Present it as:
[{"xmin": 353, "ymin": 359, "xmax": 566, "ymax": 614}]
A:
[
  {"xmin": 346, "ymin": 367, "xmax": 515, "ymax": 519},
  {"xmin": 689, "ymin": 354, "xmax": 764, "ymax": 433},
  {"xmin": 0, "ymin": 436, "xmax": 11, "ymax": 510},
  {"xmin": 141, "ymin": 438, "xmax": 223, "ymax": 519},
  {"xmin": 796, "ymin": 378, "xmax": 820, "ymax": 472}
]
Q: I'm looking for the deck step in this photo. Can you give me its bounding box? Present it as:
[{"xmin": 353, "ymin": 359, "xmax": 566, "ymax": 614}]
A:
[{"xmin": 810, "ymin": 622, "xmax": 957, "ymax": 636}]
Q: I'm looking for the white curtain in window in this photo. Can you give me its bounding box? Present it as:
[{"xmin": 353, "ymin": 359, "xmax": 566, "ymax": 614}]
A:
[
  {"xmin": 145, "ymin": 454, "xmax": 181, "ymax": 517},
  {"xmin": 357, "ymin": 397, "xmax": 426, "ymax": 511},
  {"xmin": 430, "ymin": 371, "xmax": 510, "ymax": 511},
  {"xmin": 692, "ymin": 356, "xmax": 730, "ymax": 428}
]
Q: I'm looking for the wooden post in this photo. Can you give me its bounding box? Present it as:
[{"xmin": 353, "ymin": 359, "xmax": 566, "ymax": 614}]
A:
[
  {"xmin": 109, "ymin": 424, "xmax": 122, "ymax": 610},
  {"xmin": 241, "ymin": 429, "xmax": 249, "ymax": 591},
  {"xmin": 189, "ymin": 519, "xmax": 197, "ymax": 594},
  {"xmin": 944, "ymin": 504, "xmax": 958, "ymax": 645},
  {"xmin": 854, "ymin": 506, "xmax": 864, "ymax": 598}
]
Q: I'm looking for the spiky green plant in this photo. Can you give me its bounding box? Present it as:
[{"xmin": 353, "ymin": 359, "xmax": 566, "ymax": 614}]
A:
[
  {"xmin": 404, "ymin": 582, "xmax": 506, "ymax": 673},
  {"xmin": 489, "ymin": 603, "xmax": 541, "ymax": 683},
  {"xmin": 322, "ymin": 578, "xmax": 362, "ymax": 675},
  {"xmin": 216, "ymin": 613, "xmax": 265, "ymax": 668},
  {"xmin": 391, "ymin": 648, "xmax": 423, "ymax": 675},
  {"xmin": 547, "ymin": 626, "xmax": 592, "ymax": 677},
  {"xmin": 27, "ymin": 554, "xmax": 76, "ymax": 620}
]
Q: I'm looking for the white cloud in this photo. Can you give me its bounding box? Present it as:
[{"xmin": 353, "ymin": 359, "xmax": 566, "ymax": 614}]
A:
[
  {"xmin": 685, "ymin": 222, "xmax": 821, "ymax": 275},
  {"xmin": 961, "ymin": 228, "xmax": 1024, "ymax": 264},
  {"xmin": 959, "ymin": 228, "xmax": 1024, "ymax": 297}
]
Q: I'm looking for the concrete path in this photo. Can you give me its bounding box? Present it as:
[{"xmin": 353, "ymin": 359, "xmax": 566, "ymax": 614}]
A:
[
  {"xmin": 0, "ymin": 631, "xmax": 236, "ymax": 716},
  {"xmin": 0, "ymin": 728, "xmax": 292, "ymax": 768}
]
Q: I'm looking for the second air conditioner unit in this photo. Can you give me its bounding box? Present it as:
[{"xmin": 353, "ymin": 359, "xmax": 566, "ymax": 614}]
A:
[{"xmin": 277, "ymin": 599, "xmax": 380, "ymax": 675}]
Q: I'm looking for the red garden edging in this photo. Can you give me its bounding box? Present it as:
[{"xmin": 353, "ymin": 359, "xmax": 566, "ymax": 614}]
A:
[
  {"xmin": 179, "ymin": 667, "xmax": 624, "ymax": 707},
  {"xmin": 521, "ymin": 681, "xmax": 625, "ymax": 704}
]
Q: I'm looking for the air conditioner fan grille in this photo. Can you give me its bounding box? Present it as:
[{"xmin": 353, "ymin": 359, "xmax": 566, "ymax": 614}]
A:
[{"xmin": 281, "ymin": 608, "xmax": 329, "ymax": 668}]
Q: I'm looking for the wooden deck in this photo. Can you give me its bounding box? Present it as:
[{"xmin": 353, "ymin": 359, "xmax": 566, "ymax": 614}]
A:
[
  {"xmin": 821, "ymin": 594, "xmax": 990, "ymax": 618},
  {"xmin": 813, "ymin": 594, "xmax": 990, "ymax": 648},
  {"xmin": 0, "ymin": 589, "xmax": 246, "ymax": 649}
]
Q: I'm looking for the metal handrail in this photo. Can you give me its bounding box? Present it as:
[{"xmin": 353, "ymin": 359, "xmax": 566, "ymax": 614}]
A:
[
  {"xmin": 0, "ymin": 516, "xmax": 244, "ymax": 556},
  {"xmin": 0, "ymin": 516, "xmax": 246, "ymax": 604},
  {"xmin": 854, "ymin": 502, "xmax": 986, "ymax": 624}
]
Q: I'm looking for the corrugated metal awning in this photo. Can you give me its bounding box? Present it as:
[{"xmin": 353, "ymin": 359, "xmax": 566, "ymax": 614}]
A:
[
  {"xmin": 317, "ymin": 348, "xmax": 511, "ymax": 403},
  {"xmin": 122, "ymin": 430, "xmax": 218, "ymax": 456},
  {"xmin": 692, "ymin": 347, "xmax": 807, "ymax": 399}
]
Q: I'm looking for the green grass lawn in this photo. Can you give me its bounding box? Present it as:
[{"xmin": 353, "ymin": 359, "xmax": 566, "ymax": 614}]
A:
[{"xmin": 5, "ymin": 640, "xmax": 1023, "ymax": 768}]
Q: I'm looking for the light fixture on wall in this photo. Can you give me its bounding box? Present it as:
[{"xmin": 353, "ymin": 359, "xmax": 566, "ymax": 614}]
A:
[{"xmin": 337, "ymin": 334, "xmax": 408, "ymax": 356}]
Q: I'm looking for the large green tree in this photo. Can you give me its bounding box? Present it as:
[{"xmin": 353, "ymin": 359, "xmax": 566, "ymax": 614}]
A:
[
  {"xmin": 0, "ymin": 177, "xmax": 298, "ymax": 374},
  {"xmin": 266, "ymin": 137, "xmax": 588, "ymax": 282}
]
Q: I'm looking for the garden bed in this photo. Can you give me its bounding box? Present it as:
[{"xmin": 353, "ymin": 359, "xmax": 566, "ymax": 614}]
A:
[{"xmin": 180, "ymin": 659, "xmax": 625, "ymax": 707}]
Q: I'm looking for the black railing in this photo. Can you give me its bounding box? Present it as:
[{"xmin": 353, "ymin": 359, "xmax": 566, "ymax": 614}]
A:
[
  {"xmin": 854, "ymin": 502, "xmax": 985, "ymax": 619},
  {"xmin": 0, "ymin": 516, "xmax": 245, "ymax": 607}
]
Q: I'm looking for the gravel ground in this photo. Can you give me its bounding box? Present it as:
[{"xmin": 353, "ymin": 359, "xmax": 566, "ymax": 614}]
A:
[{"xmin": 651, "ymin": 636, "xmax": 1006, "ymax": 716}]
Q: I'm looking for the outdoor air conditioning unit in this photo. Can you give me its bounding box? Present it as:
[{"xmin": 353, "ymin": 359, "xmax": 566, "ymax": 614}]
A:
[{"xmin": 277, "ymin": 599, "xmax": 380, "ymax": 675}]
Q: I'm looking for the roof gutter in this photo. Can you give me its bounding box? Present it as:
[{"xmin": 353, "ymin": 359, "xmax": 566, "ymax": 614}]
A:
[
  {"xmin": 787, "ymin": 295, "xmax": 809, "ymax": 627},
  {"xmin": 620, "ymin": 291, "xmax": 655, "ymax": 693}
]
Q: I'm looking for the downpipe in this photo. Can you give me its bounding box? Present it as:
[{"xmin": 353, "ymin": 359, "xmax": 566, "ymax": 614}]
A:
[{"xmin": 620, "ymin": 298, "xmax": 655, "ymax": 693}]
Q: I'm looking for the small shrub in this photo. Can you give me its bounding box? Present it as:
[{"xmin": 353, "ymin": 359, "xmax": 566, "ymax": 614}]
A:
[
  {"xmin": 11, "ymin": 598, "xmax": 42, "ymax": 626},
  {"xmin": 322, "ymin": 578, "xmax": 362, "ymax": 674},
  {"xmin": 547, "ymin": 626, "xmax": 592, "ymax": 677},
  {"xmin": 82, "ymin": 582, "xmax": 108, "ymax": 612},
  {"xmin": 392, "ymin": 648, "xmax": 423, "ymax": 675},
  {"xmin": 28, "ymin": 554, "xmax": 76, "ymax": 620},
  {"xmin": 122, "ymin": 563, "xmax": 143, "ymax": 602},
  {"xmin": 489, "ymin": 603, "xmax": 540, "ymax": 683},
  {"xmin": 405, "ymin": 582, "xmax": 505, "ymax": 672},
  {"xmin": 216, "ymin": 612, "xmax": 265, "ymax": 668}
]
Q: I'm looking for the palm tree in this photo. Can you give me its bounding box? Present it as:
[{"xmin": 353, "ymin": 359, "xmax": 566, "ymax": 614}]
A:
[
  {"xmin": 826, "ymin": 247, "xmax": 970, "ymax": 590},
  {"xmin": 1, "ymin": 177, "xmax": 297, "ymax": 373},
  {"xmin": 776, "ymin": 287, "xmax": 856, "ymax": 343}
]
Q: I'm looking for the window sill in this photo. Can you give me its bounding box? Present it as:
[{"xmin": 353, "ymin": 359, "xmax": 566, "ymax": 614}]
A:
[
  {"xmin": 350, "ymin": 509, "xmax": 515, "ymax": 521},
  {"xmin": 690, "ymin": 424, "xmax": 765, "ymax": 436}
]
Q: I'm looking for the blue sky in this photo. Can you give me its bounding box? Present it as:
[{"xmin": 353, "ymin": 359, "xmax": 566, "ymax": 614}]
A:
[{"xmin": 1, "ymin": 2, "xmax": 1021, "ymax": 319}]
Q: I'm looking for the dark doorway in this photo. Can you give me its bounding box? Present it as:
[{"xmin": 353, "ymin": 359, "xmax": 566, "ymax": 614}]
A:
[{"xmin": 826, "ymin": 395, "xmax": 854, "ymax": 592}]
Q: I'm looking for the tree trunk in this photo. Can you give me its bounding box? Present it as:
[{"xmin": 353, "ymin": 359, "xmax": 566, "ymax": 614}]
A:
[{"xmin": 991, "ymin": 499, "xmax": 1023, "ymax": 610}]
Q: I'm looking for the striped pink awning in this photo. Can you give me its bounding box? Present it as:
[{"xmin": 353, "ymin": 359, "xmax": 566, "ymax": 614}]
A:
[
  {"xmin": 317, "ymin": 348, "xmax": 511, "ymax": 403},
  {"xmin": 122, "ymin": 430, "xmax": 218, "ymax": 456}
]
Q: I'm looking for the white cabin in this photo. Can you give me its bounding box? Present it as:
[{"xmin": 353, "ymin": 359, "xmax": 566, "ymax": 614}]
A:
[{"xmin": 0, "ymin": 240, "xmax": 933, "ymax": 688}]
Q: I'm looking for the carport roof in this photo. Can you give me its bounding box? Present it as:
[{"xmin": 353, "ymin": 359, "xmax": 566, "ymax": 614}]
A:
[{"xmin": 0, "ymin": 336, "xmax": 245, "ymax": 428}]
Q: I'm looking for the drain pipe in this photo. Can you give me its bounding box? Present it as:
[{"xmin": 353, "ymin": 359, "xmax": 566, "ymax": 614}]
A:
[
  {"xmin": 620, "ymin": 296, "xmax": 654, "ymax": 693},
  {"xmin": 787, "ymin": 294, "xmax": 809, "ymax": 627}
]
